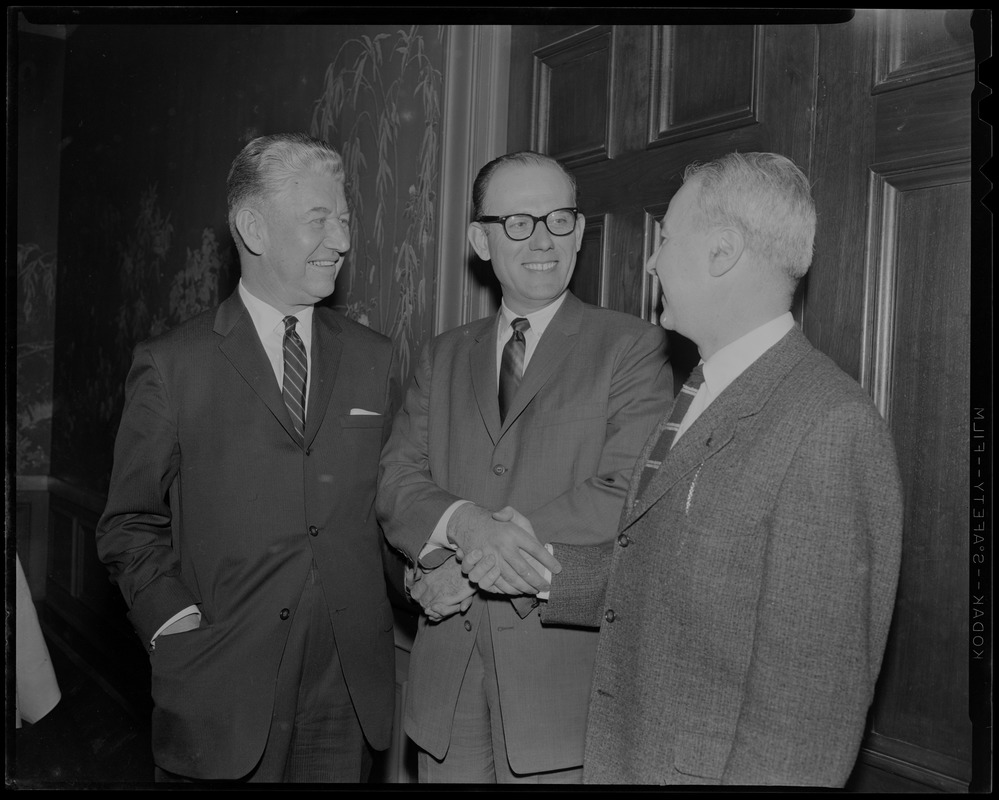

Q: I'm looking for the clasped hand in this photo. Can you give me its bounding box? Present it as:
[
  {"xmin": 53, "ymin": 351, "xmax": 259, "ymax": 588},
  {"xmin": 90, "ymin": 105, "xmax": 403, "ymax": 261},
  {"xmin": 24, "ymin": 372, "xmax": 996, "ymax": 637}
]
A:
[
  {"xmin": 408, "ymin": 558, "xmax": 475, "ymax": 623},
  {"xmin": 410, "ymin": 504, "xmax": 562, "ymax": 622},
  {"xmin": 449, "ymin": 504, "xmax": 560, "ymax": 595}
]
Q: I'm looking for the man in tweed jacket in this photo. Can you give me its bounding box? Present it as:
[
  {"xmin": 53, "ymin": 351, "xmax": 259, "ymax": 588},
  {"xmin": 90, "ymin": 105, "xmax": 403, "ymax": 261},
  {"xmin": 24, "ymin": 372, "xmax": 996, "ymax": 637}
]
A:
[{"xmin": 463, "ymin": 152, "xmax": 903, "ymax": 786}]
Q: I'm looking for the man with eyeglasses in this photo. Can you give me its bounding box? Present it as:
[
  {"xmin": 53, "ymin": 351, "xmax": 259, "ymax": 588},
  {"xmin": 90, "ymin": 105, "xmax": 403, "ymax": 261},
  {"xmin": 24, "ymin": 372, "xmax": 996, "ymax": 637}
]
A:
[{"xmin": 377, "ymin": 151, "xmax": 670, "ymax": 783}]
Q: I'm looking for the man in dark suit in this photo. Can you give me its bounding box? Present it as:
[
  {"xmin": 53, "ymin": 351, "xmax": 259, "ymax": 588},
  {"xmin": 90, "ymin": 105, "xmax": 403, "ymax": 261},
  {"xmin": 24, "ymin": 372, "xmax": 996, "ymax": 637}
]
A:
[
  {"xmin": 96, "ymin": 133, "xmax": 397, "ymax": 783},
  {"xmin": 376, "ymin": 151, "xmax": 670, "ymax": 783},
  {"xmin": 464, "ymin": 152, "xmax": 904, "ymax": 786}
]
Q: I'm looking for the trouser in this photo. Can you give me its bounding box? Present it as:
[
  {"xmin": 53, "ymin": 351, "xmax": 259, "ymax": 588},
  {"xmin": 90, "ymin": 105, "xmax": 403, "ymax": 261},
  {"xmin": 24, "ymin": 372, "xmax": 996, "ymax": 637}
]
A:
[
  {"xmin": 417, "ymin": 603, "xmax": 582, "ymax": 784},
  {"xmin": 157, "ymin": 564, "xmax": 372, "ymax": 783}
]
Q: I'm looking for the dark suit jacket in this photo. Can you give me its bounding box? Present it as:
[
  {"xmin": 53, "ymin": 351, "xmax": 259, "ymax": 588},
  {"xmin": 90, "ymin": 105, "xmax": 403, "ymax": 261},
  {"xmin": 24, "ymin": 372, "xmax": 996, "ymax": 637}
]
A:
[
  {"xmin": 377, "ymin": 292, "xmax": 670, "ymax": 773},
  {"xmin": 96, "ymin": 290, "xmax": 397, "ymax": 780},
  {"xmin": 541, "ymin": 327, "xmax": 904, "ymax": 786}
]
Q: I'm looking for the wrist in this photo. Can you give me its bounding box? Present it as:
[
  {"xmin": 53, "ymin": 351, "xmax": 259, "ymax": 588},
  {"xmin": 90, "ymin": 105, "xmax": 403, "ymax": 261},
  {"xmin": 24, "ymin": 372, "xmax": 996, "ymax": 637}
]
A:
[{"xmin": 446, "ymin": 502, "xmax": 483, "ymax": 550}]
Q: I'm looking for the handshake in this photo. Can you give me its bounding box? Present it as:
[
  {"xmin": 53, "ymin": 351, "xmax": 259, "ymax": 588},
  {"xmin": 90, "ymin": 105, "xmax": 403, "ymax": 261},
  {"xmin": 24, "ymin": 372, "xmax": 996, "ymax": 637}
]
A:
[{"xmin": 407, "ymin": 504, "xmax": 562, "ymax": 623}]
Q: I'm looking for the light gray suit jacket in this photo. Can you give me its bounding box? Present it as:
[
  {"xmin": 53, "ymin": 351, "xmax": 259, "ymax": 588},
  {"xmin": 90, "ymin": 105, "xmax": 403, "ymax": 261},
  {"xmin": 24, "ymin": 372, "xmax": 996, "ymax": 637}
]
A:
[
  {"xmin": 377, "ymin": 292, "xmax": 670, "ymax": 774},
  {"xmin": 541, "ymin": 327, "xmax": 903, "ymax": 786}
]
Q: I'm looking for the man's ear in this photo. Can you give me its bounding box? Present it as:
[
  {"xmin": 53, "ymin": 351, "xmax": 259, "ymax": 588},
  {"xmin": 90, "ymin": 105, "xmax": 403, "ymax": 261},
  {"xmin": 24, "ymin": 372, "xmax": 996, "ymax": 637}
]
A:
[
  {"xmin": 707, "ymin": 226, "xmax": 744, "ymax": 277},
  {"xmin": 468, "ymin": 222, "xmax": 491, "ymax": 261},
  {"xmin": 235, "ymin": 207, "xmax": 266, "ymax": 257},
  {"xmin": 573, "ymin": 213, "xmax": 586, "ymax": 253}
]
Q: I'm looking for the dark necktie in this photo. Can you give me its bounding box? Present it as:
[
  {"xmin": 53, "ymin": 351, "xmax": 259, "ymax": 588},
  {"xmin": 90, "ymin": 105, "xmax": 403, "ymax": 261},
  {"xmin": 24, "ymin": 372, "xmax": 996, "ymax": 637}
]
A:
[
  {"xmin": 635, "ymin": 363, "xmax": 705, "ymax": 497},
  {"xmin": 498, "ymin": 317, "xmax": 530, "ymax": 423},
  {"xmin": 282, "ymin": 316, "xmax": 308, "ymax": 444}
]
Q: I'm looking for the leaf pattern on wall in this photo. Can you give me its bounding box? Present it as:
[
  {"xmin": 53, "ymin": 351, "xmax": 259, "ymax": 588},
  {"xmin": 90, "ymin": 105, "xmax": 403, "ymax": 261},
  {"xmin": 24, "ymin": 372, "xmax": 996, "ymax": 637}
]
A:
[
  {"xmin": 61, "ymin": 187, "xmax": 228, "ymax": 451},
  {"xmin": 16, "ymin": 243, "xmax": 57, "ymax": 473},
  {"xmin": 310, "ymin": 25, "xmax": 444, "ymax": 384}
]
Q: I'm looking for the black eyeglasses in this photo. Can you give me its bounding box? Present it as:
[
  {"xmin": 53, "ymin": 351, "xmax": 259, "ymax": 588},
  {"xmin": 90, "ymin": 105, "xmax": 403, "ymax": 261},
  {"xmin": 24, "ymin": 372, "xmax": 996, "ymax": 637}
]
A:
[{"xmin": 476, "ymin": 208, "xmax": 579, "ymax": 241}]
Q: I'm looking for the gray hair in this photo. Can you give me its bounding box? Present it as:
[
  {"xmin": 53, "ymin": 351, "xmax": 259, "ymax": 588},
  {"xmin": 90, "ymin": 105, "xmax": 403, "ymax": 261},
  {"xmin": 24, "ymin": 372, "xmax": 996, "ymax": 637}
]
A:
[
  {"xmin": 683, "ymin": 152, "xmax": 816, "ymax": 282},
  {"xmin": 226, "ymin": 133, "xmax": 345, "ymax": 248}
]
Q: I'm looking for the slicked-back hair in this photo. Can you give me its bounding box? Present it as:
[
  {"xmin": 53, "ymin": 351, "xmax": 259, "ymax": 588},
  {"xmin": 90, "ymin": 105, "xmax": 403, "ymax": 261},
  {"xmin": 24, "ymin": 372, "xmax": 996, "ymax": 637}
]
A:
[
  {"xmin": 683, "ymin": 152, "xmax": 816, "ymax": 282},
  {"xmin": 226, "ymin": 133, "xmax": 345, "ymax": 248},
  {"xmin": 471, "ymin": 150, "xmax": 578, "ymax": 221}
]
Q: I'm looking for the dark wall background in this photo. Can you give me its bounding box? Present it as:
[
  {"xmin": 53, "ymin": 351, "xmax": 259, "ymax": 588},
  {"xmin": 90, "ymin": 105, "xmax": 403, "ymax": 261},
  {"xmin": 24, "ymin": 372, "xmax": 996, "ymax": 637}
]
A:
[
  {"xmin": 15, "ymin": 29, "xmax": 65, "ymax": 476},
  {"xmin": 28, "ymin": 23, "xmax": 445, "ymax": 494}
]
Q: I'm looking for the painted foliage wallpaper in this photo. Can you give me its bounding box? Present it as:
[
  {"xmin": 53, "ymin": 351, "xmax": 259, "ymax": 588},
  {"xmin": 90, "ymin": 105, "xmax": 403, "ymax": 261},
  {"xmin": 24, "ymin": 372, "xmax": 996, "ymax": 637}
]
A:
[
  {"xmin": 16, "ymin": 30, "xmax": 66, "ymax": 476},
  {"xmin": 45, "ymin": 24, "xmax": 445, "ymax": 493}
]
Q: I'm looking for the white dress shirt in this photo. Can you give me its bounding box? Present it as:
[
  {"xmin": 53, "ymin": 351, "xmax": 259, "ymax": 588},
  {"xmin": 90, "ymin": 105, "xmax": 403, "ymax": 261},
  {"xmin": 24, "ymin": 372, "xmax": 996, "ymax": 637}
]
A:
[{"xmin": 238, "ymin": 280, "xmax": 314, "ymax": 413}]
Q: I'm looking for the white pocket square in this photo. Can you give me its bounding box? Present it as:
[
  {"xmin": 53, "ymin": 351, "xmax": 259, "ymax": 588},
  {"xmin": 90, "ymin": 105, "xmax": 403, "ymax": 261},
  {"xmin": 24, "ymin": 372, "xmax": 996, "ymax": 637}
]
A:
[{"xmin": 350, "ymin": 408, "xmax": 380, "ymax": 415}]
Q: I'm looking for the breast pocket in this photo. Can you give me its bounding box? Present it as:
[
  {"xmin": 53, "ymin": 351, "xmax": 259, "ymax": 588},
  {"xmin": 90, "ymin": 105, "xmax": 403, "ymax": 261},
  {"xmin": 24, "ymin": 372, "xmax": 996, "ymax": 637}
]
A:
[{"xmin": 337, "ymin": 413, "xmax": 385, "ymax": 477}]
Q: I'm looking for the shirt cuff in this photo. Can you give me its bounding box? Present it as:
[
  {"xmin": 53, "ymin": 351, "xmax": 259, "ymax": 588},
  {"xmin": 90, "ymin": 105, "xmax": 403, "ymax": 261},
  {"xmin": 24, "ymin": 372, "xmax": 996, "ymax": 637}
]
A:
[
  {"xmin": 152, "ymin": 606, "xmax": 201, "ymax": 643},
  {"xmin": 536, "ymin": 543, "xmax": 554, "ymax": 600},
  {"xmin": 418, "ymin": 499, "xmax": 470, "ymax": 564}
]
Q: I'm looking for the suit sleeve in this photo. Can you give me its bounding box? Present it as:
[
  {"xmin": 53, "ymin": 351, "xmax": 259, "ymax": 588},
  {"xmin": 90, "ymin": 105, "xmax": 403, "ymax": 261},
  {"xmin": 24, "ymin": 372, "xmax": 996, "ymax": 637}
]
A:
[
  {"xmin": 538, "ymin": 540, "xmax": 616, "ymax": 628},
  {"xmin": 376, "ymin": 340, "xmax": 463, "ymax": 565},
  {"xmin": 722, "ymin": 402, "xmax": 903, "ymax": 786},
  {"xmin": 527, "ymin": 323, "xmax": 670, "ymax": 545},
  {"xmin": 95, "ymin": 342, "xmax": 199, "ymax": 645},
  {"xmin": 378, "ymin": 347, "xmax": 410, "ymax": 601}
]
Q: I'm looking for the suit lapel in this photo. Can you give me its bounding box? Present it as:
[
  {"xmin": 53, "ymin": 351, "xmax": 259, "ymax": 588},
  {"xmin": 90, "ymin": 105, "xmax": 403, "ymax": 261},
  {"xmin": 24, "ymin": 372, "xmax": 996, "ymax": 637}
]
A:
[
  {"xmin": 305, "ymin": 308, "xmax": 344, "ymax": 450},
  {"xmin": 499, "ymin": 293, "xmax": 582, "ymax": 433},
  {"xmin": 469, "ymin": 292, "xmax": 583, "ymax": 442},
  {"xmin": 622, "ymin": 410, "xmax": 737, "ymax": 526},
  {"xmin": 215, "ymin": 291, "xmax": 300, "ymax": 444},
  {"xmin": 622, "ymin": 327, "xmax": 814, "ymax": 528},
  {"xmin": 470, "ymin": 316, "xmax": 502, "ymax": 444}
]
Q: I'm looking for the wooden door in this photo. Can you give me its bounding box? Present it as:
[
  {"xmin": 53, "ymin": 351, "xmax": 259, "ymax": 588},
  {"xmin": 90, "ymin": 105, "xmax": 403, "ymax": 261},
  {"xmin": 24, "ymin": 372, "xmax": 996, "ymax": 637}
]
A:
[
  {"xmin": 506, "ymin": 12, "xmax": 978, "ymax": 791},
  {"xmin": 508, "ymin": 23, "xmax": 818, "ymax": 385},
  {"xmin": 809, "ymin": 10, "xmax": 978, "ymax": 793}
]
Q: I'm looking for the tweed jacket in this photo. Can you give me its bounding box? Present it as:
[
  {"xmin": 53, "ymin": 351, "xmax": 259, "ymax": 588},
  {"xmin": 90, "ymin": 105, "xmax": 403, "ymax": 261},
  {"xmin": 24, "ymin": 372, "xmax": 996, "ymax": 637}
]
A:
[
  {"xmin": 96, "ymin": 291, "xmax": 398, "ymax": 779},
  {"xmin": 377, "ymin": 292, "xmax": 671, "ymax": 774},
  {"xmin": 541, "ymin": 327, "xmax": 903, "ymax": 786}
]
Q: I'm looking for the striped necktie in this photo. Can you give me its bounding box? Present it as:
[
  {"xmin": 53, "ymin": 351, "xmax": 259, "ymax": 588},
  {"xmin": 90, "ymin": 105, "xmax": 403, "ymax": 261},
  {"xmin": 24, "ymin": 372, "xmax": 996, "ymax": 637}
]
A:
[
  {"xmin": 282, "ymin": 316, "xmax": 308, "ymax": 444},
  {"xmin": 635, "ymin": 363, "xmax": 705, "ymax": 497},
  {"xmin": 498, "ymin": 317, "xmax": 530, "ymax": 423}
]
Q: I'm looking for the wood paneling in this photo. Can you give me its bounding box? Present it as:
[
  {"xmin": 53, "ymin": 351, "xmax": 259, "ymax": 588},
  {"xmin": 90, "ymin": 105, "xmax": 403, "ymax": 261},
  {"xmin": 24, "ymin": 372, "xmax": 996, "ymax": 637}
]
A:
[
  {"xmin": 35, "ymin": 481, "xmax": 153, "ymax": 725},
  {"xmin": 534, "ymin": 26, "xmax": 611, "ymax": 166},
  {"xmin": 807, "ymin": 14, "xmax": 876, "ymax": 379},
  {"xmin": 16, "ymin": 478, "xmax": 51, "ymax": 600},
  {"xmin": 649, "ymin": 25, "xmax": 760, "ymax": 146},
  {"xmin": 874, "ymin": 8, "xmax": 977, "ymax": 91},
  {"xmin": 858, "ymin": 168, "xmax": 972, "ymax": 791},
  {"xmin": 570, "ymin": 216, "xmax": 606, "ymax": 307},
  {"xmin": 875, "ymin": 73, "xmax": 973, "ymax": 168}
]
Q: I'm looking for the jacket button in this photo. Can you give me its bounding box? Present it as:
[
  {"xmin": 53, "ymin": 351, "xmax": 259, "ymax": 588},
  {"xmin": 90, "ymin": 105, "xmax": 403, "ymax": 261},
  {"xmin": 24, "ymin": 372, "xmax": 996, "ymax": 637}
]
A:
[
  {"xmin": 617, "ymin": 534, "xmax": 631, "ymax": 547},
  {"xmin": 280, "ymin": 608, "xmax": 290, "ymax": 620},
  {"xmin": 492, "ymin": 464, "xmax": 507, "ymax": 475},
  {"xmin": 604, "ymin": 609, "xmax": 616, "ymax": 623},
  {"xmin": 308, "ymin": 525, "xmax": 319, "ymax": 537},
  {"xmin": 305, "ymin": 447, "xmax": 311, "ymax": 456},
  {"xmin": 464, "ymin": 620, "xmax": 472, "ymax": 631}
]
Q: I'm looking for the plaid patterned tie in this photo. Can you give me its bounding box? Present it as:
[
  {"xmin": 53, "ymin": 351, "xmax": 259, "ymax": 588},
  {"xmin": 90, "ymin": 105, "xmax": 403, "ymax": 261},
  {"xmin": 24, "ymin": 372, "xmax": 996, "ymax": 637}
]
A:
[
  {"xmin": 635, "ymin": 363, "xmax": 705, "ymax": 497},
  {"xmin": 498, "ymin": 317, "xmax": 530, "ymax": 423},
  {"xmin": 282, "ymin": 316, "xmax": 308, "ymax": 444}
]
